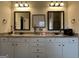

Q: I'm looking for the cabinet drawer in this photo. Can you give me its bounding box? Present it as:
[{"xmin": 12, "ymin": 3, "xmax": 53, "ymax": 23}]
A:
[
  {"xmin": 14, "ymin": 38, "xmax": 28, "ymax": 43},
  {"xmin": 47, "ymin": 42, "xmax": 61, "ymax": 47},
  {"xmin": 0, "ymin": 38, "xmax": 8, "ymax": 42},
  {"xmin": 29, "ymin": 38, "xmax": 46, "ymax": 43},
  {"xmin": 8, "ymin": 38, "xmax": 14, "ymax": 42},
  {"xmin": 14, "ymin": 43, "xmax": 26, "ymax": 47},
  {"xmin": 30, "ymin": 53, "xmax": 46, "ymax": 58},
  {"xmin": 29, "ymin": 42, "xmax": 46, "ymax": 47},
  {"xmin": 30, "ymin": 47, "xmax": 46, "ymax": 53},
  {"xmin": 47, "ymin": 38, "xmax": 62, "ymax": 43},
  {"xmin": 63, "ymin": 38, "xmax": 78, "ymax": 43}
]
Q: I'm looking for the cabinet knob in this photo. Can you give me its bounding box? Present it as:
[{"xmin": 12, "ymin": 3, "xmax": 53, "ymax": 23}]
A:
[
  {"xmin": 37, "ymin": 49, "xmax": 39, "ymax": 51},
  {"xmin": 37, "ymin": 40, "xmax": 39, "ymax": 42},
  {"xmin": 36, "ymin": 55, "xmax": 39, "ymax": 58},
  {"xmin": 37, "ymin": 44, "xmax": 39, "ymax": 46},
  {"xmin": 49, "ymin": 39, "xmax": 51, "ymax": 42},
  {"xmin": 15, "ymin": 44, "xmax": 18, "ymax": 46},
  {"xmin": 59, "ymin": 45, "xmax": 61, "ymax": 46},
  {"xmin": 72, "ymin": 40, "xmax": 75, "ymax": 42},
  {"xmin": 12, "ymin": 43, "xmax": 14, "ymax": 46},
  {"xmin": 3, "ymin": 39, "xmax": 5, "ymax": 40},
  {"xmin": 63, "ymin": 45, "xmax": 64, "ymax": 46}
]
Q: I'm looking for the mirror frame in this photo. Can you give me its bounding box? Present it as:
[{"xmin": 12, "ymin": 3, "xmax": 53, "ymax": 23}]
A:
[
  {"xmin": 47, "ymin": 11, "xmax": 64, "ymax": 31},
  {"xmin": 14, "ymin": 11, "xmax": 30, "ymax": 31}
]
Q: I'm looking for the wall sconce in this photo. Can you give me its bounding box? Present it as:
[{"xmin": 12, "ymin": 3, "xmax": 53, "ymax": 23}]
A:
[
  {"xmin": 49, "ymin": 1, "xmax": 64, "ymax": 7},
  {"xmin": 15, "ymin": 1, "xmax": 29, "ymax": 7}
]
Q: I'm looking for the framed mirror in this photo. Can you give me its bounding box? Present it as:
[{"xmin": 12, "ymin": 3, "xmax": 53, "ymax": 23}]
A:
[
  {"xmin": 32, "ymin": 14, "xmax": 45, "ymax": 28},
  {"xmin": 14, "ymin": 11, "xmax": 30, "ymax": 31},
  {"xmin": 47, "ymin": 11, "xmax": 64, "ymax": 31}
]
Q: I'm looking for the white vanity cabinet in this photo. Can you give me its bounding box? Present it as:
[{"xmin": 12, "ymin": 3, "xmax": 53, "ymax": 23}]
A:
[
  {"xmin": 29, "ymin": 38, "xmax": 47, "ymax": 58},
  {"xmin": 0, "ymin": 36, "xmax": 78, "ymax": 58},
  {"xmin": 14, "ymin": 38, "xmax": 30, "ymax": 58},
  {"xmin": 0, "ymin": 37, "xmax": 14, "ymax": 58},
  {"xmin": 0, "ymin": 38, "xmax": 9, "ymax": 56},
  {"xmin": 46, "ymin": 37, "xmax": 78, "ymax": 58},
  {"xmin": 62, "ymin": 37, "xmax": 78, "ymax": 58},
  {"xmin": 0, "ymin": 37, "xmax": 30, "ymax": 58},
  {"xmin": 46, "ymin": 38, "xmax": 63, "ymax": 58},
  {"xmin": 8, "ymin": 38, "xmax": 15, "ymax": 58}
]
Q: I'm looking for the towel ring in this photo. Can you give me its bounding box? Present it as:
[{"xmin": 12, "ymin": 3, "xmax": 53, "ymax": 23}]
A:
[{"xmin": 2, "ymin": 19, "xmax": 7, "ymax": 24}]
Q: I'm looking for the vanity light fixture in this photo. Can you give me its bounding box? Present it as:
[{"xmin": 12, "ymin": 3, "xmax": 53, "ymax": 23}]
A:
[
  {"xmin": 15, "ymin": 1, "xmax": 29, "ymax": 7},
  {"xmin": 49, "ymin": 1, "xmax": 64, "ymax": 7}
]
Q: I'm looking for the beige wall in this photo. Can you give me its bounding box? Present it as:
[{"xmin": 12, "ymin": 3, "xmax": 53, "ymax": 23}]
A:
[
  {"xmin": 0, "ymin": 2, "xmax": 11, "ymax": 33},
  {"xmin": 12, "ymin": 1, "xmax": 68, "ymax": 32},
  {"xmin": 0, "ymin": 1, "xmax": 69, "ymax": 33},
  {"xmin": 68, "ymin": 1, "xmax": 79, "ymax": 33}
]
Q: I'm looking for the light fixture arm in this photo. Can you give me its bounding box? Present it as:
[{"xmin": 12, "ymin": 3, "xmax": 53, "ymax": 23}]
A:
[{"xmin": 49, "ymin": 1, "xmax": 64, "ymax": 7}]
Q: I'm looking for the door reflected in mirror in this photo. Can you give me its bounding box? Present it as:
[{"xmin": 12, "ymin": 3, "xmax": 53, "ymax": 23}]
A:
[
  {"xmin": 14, "ymin": 11, "xmax": 30, "ymax": 31},
  {"xmin": 47, "ymin": 11, "xmax": 64, "ymax": 31}
]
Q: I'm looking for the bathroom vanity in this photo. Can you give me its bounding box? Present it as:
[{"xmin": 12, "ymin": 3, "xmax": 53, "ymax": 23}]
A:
[{"xmin": 0, "ymin": 34, "xmax": 78, "ymax": 58}]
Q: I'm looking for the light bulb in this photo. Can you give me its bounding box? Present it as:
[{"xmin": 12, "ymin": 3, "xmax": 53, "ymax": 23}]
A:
[
  {"xmin": 55, "ymin": 2, "xmax": 59, "ymax": 6},
  {"xmin": 60, "ymin": 2, "xmax": 64, "ymax": 7},
  {"xmin": 49, "ymin": 1, "xmax": 55, "ymax": 7},
  {"xmin": 50, "ymin": 2, "xmax": 54, "ymax": 6},
  {"xmin": 24, "ymin": 3, "xmax": 29, "ymax": 7},
  {"xmin": 20, "ymin": 3, "xmax": 23, "ymax": 7},
  {"xmin": 15, "ymin": 3, "xmax": 18, "ymax": 7}
]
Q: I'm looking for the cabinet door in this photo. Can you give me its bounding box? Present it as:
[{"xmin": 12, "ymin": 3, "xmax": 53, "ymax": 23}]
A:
[
  {"xmin": 63, "ymin": 38, "xmax": 78, "ymax": 58},
  {"xmin": 14, "ymin": 38, "xmax": 29, "ymax": 58},
  {"xmin": 30, "ymin": 53, "xmax": 46, "ymax": 58},
  {"xmin": 46, "ymin": 38, "xmax": 62, "ymax": 58},
  {"xmin": 0, "ymin": 38, "xmax": 9, "ymax": 57},
  {"xmin": 0, "ymin": 38, "xmax": 1, "ymax": 56},
  {"xmin": 8, "ymin": 38, "xmax": 15, "ymax": 58}
]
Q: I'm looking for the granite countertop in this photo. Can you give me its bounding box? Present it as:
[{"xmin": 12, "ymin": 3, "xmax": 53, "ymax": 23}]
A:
[{"xmin": 0, "ymin": 33, "xmax": 78, "ymax": 38}]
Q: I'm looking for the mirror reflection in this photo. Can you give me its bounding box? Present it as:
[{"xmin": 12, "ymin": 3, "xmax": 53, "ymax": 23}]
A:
[
  {"xmin": 14, "ymin": 11, "xmax": 30, "ymax": 31},
  {"xmin": 32, "ymin": 14, "xmax": 45, "ymax": 28},
  {"xmin": 47, "ymin": 11, "xmax": 64, "ymax": 31}
]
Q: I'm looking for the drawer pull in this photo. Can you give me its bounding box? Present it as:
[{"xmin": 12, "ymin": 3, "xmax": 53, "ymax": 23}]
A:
[
  {"xmin": 15, "ymin": 44, "xmax": 18, "ymax": 46},
  {"xmin": 59, "ymin": 45, "xmax": 61, "ymax": 46},
  {"xmin": 37, "ymin": 44, "xmax": 39, "ymax": 46},
  {"xmin": 63, "ymin": 45, "xmax": 64, "ymax": 46},
  {"xmin": 49, "ymin": 40, "xmax": 51, "ymax": 42},
  {"xmin": 12, "ymin": 43, "xmax": 14, "ymax": 46},
  {"xmin": 37, "ymin": 49, "xmax": 39, "ymax": 51},
  {"xmin": 37, "ymin": 40, "xmax": 39, "ymax": 42},
  {"xmin": 3, "ymin": 39, "xmax": 5, "ymax": 40},
  {"xmin": 36, "ymin": 55, "xmax": 39, "ymax": 58},
  {"xmin": 72, "ymin": 40, "xmax": 75, "ymax": 42}
]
